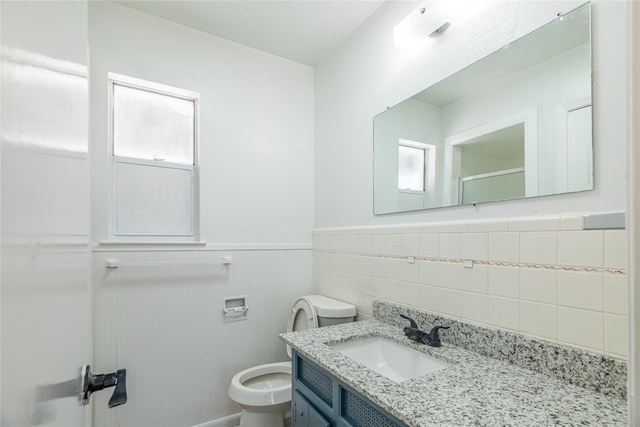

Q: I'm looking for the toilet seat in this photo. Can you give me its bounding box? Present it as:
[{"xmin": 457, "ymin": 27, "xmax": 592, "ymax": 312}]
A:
[
  {"xmin": 228, "ymin": 361, "xmax": 292, "ymax": 408},
  {"xmin": 286, "ymin": 297, "xmax": 318, "ymax": 357},
  {"xmin": 287, "ymin": 297, "xmax": 318, "ymax": 332}
]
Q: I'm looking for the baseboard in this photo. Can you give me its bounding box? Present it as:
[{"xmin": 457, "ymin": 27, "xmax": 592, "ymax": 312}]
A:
[
  {"xmin": 193, "ymin": 412, "xmax": 290, "ymax": 427},
  {"xmin": 192, "ymin": 413, "xmax": 240, "ymax": 427}
]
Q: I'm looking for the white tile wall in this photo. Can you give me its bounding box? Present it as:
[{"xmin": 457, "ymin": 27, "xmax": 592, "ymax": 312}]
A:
[
  {"xmin": 509, "ymin": 216, "xmax": 560, "ymax": 231},
  {"xmin": 604, "ymin": 274, "xmax": 628, "ymax": 315},
  {"xmin": 313, "ymin": 213, "xmax": 628, "ymax": 359},
  {"xmin": 520, "ymin": 301, "xmax": 558, "ymax": 341},
  {"xmin": 439, "ymin": 233, "xmax": 462, "ymax": 259},
  {"xmin": 605, "ymin": 314, "xmax": 628, "ymax": 356},
  {"xmin": 557, "ymin": 271, "xmax": 603, "ymax": 311},
  {"xmin": 419, "ymin": 234, "xmax": 439, "ymax": 258},
  {"xmin": 467, "ymin": 218, "xmax": 509, "ymax": 232},
  {"xmin": 439, "ymin": 263, "xmax": 462, "ymax": 289},
  {"xmin": 487, "ymin": 296, "xmax": 520, "ymax": 330},
  {"xmin": 558, "ymin": 307, "xmax": 604, "ymax": 350},
  {"xmin": 386, "ymin": 234, "xmax": 402, "ymax": 255},
  {"xmin": 419, "ymin": 284, "xmax": 439, "ymax": 312},
  {"xmin": 520, "ymin": 268, "xmax": 557, "ymax": 304},
  {"xmin": 488, "ymin": 232, "xmax": 520, "ymax": 262},
  {"xmin": 401, "ymin": 234, "xmax": 419, "ymax": 256},
  {"xmin": 558, "ymin": 231, "xmax": 604, "ymax": 268},
  {"xmin": 461, "ymin": 292, "xmax": 488, "ymax": 324},
  {"xmin": 604, "ymin": 230, "xmax": 628, "ymax": 270},
  {"xmin": 418, "ymin": 261, "xmax": 438, "ymax": 285},
  {"xmin": 520, "ymin": 232, "xmax": 558, "ymax": 265},
  {"xmin": 462, "ymin": 233, "xmax": 489, "ymax": 260},
  {"xmin": 488, "ymin": 266, "xmax": 519, "ymax": 298},
  {"xmin": 439, "ymin": 288, "xmax": 462, "ymax": 317},
  {"xmin": 461, "ymin": 265, "xmax": 488, "ymax": 294}
]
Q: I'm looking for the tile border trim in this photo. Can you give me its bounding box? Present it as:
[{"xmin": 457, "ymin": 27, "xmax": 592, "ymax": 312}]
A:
[{"xmin": 317, "ymin": 251, "xmax": 626, "ymax": 275}]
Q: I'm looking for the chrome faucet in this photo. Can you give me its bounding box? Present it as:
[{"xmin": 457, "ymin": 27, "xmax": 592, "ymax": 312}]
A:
[{"xmin": 400, "ymin": 315, "xmax": 449, "ymax": 347}]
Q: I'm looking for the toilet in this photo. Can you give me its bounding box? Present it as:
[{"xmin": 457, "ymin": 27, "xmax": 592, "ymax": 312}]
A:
[{"xmin": 228, "ymin": 294, "xmax": 356, "ymax": 427}]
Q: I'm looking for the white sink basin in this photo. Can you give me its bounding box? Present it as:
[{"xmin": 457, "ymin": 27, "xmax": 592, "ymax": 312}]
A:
[{"xmin": 330, "ymin": 336, "xmax": 450, "ymax": 382}]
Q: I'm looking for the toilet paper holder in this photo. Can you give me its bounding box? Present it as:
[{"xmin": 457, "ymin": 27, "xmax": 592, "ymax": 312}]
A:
[{"xmin": 223, "ymin": 296, "xmax": 248, "ymax": 322}]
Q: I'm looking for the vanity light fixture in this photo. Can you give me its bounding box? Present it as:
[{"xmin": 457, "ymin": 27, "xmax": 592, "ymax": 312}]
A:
[{"xmin": 393, "ymin": 0, "xmax": 450, "ymax": 50}]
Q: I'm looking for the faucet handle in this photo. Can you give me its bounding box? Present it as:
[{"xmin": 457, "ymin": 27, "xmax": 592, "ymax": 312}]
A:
[
  {"xmin": 400, "ymin": 314, "xmax": 419, "ymax": 329},
  {"xmin": 428, "ymin": 326, "xmax": 450, "ymax": 343}
]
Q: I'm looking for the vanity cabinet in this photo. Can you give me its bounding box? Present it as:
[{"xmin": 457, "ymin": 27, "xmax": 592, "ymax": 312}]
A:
[
  {"xmin": 292, "ymin": 350, "xmax": 406, "ymax": 427},
  {"xmin": 293, "ymin": 391, "xmax": 331, "ymax": 427}
]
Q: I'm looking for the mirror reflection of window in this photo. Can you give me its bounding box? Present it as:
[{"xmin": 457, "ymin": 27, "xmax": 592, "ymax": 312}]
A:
[{"xmin": 398, "ymin": 142, "xmax": 426, "ymax": 191}]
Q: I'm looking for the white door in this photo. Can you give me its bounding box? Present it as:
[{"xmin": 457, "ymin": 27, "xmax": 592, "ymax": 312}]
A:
[{"xmin": 1, "ymin": 1, "xmax": 94, "ymax": 425}]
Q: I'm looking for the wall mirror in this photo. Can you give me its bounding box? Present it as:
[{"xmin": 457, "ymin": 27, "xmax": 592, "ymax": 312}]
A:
[{"xmin": 374, "ymin": 3, "xmax": 591, "ymax": 215}]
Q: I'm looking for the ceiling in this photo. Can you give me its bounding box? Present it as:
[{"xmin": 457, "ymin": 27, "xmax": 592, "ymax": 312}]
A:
[{"xmin": 113, "ymin": 0, "xmax": 386, "ymax": 66}]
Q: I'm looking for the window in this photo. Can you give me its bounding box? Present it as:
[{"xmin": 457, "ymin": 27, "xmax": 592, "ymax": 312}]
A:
[
  {"xmin": 108, "ymin": 73, "xmax": 199, "ymax": 242},
  {"xmin": 398, "ymin": 139, "xmax": 435, "ymax": 193},
  {"xmin": 398, "ymin": 144, "xmax": 426, "ymax": 191}
]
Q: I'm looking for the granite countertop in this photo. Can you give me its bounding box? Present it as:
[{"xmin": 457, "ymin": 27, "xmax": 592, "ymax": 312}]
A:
[{"xmin": 280, "ymin": 319, "xmax": 627, "ymax": 427}]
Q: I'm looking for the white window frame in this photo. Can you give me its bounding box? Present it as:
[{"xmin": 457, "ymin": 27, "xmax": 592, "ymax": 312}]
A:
[
  {"xmin": 107, "ymin": 72, "xmax": 200, "ymax": 243},
  {"xmin": 398, "ymin": 138, "xmax": 436, "ymax": 195}
]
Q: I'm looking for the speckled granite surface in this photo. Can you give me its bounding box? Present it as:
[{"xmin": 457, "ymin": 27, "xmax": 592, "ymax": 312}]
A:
[
  {"xmin": 280, "ymin": 318, "xmax": 627, "ymax": 426},
  {"xmin": 375, "ymin": 301, "xmax": 627, "ymax": 399}
]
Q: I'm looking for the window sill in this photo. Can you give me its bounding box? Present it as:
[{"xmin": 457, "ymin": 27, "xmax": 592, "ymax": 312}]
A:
[{"xmin": 398, "ymin": 190, "xmax": 426, "ymax": 195}]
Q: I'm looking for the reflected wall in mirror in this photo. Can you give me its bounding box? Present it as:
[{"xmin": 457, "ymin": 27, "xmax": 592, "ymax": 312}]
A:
[{"xmin": 374, "ymin": 3, "xmax": 592, "ymax": 215}]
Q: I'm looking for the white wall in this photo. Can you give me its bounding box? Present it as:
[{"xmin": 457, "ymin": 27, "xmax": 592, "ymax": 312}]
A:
[
  {"xmin": 314, "ymin": 0, "xmax": 628, "ymax": 228},
  {"xmin": 88, "ymin": 3, "xmax": 314, "ymax": 426},
  {"xmin": 89, "ymin": 2, "xmax": 314, "ymax": 245}
]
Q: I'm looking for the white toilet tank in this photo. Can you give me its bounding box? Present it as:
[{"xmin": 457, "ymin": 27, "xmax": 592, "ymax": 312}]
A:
[
  {"xmin": 304, "ymin": 294, "xmax": 356, "ymax": 327},
  {"xmin": 287, "ymin": 295, "xmax": 356, "ymax": 358}
]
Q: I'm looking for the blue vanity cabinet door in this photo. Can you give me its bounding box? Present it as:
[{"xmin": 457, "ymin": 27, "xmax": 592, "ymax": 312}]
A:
[
  {"xmin": 338, "ymin": 383, "xmax": 405, "ymax": 427},
  {"xmin": 292, "ymin": 350, "xmax": 407, "ymax": 427},
  {"xmin": 292, "ymin": 351, "xmax": 336, "ymax": 425},
  {"xmin": 292, "ymin": 390, "xmax": 310, "ymax": 427},
  {"xmin": 309, "ymin": 403, "xmax": 332, "ymax": 427},
  {"xmin": 293, "ymin": 391, "xmax": 332, "ymax": 427}
]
